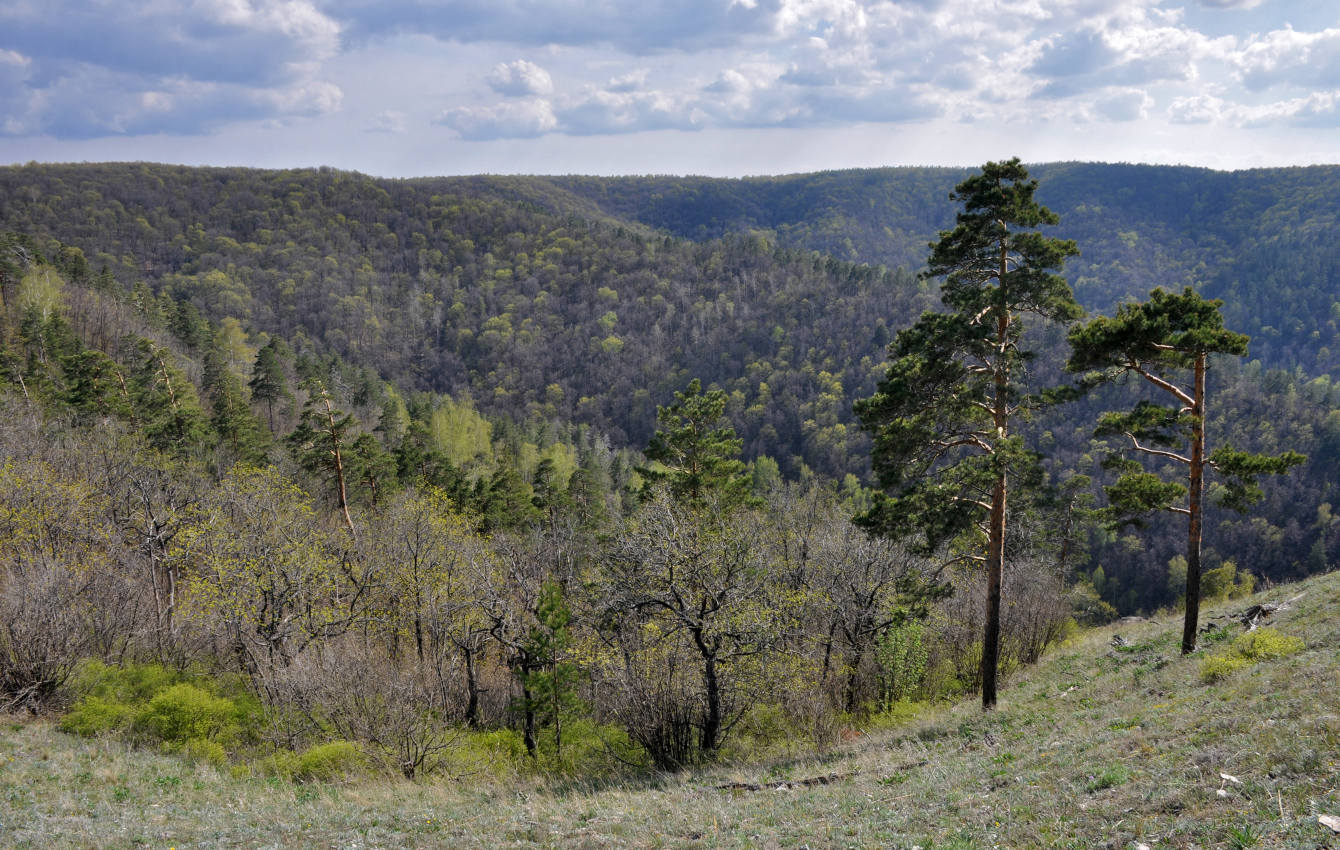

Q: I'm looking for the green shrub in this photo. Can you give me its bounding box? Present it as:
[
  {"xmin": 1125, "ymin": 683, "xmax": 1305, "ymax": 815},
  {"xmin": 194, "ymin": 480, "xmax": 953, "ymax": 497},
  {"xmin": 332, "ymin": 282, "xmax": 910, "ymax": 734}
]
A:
[
  {"xmin": 256, "ymin": 750, "xmax": 301, "ymax": 781},
  {"xmin": 1201, "ymin": 562, "xmax": 1256, "ymax": 602},
  {"xmin": 878, "ymin": 621, "xmax": 929, "ymax": 706},
  {"xmin": 296, "ymin": 741, "xmax": 365, "ymax": 781},
  {"xmin": 1085, "ymin": 764, "xmax": 1131, "ymax": 792},
  {"xmin": 178, "ymin": 737, "xmax": 228, "ymax": 766},
  {"xmin": 58, "ymin": 695, "xmax": 134, "ymax": 737},
  {"xmin": 453, "ymin": 729, "xmax": 528, "ymax": 778},
  {"xmin": 1200, "ymin": 627, "xmax": 1303, "ymax": 682},
  {"xmin": 135, "ymin": 683, "xmax": 238, "ymax": 743},
  {"xmin": 70, "ymin": 660, "xmax": 179, "ymax": 703},
  {"xmin": 1200, "ymin": 654, "xmax": 1249, "ymax": 683},
  {"xmin": 1233, "ymin": 628, "xmax": 1303, "ymax": 661}
]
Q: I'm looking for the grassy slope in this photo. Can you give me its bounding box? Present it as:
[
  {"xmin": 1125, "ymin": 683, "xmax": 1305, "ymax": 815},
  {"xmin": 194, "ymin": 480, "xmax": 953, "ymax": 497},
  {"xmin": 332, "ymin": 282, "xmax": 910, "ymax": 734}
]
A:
[{"xmin": 2, "ymin": 571, "xmax": 1337, "ymax": 850}]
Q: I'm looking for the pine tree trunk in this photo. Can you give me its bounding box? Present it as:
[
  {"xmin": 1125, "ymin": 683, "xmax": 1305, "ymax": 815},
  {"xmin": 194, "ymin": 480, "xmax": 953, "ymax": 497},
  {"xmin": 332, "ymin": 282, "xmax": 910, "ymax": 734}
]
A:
[
  {"xmin": 983, "ymin": 472, "xmax": 1005, "ymax": 709},
  {"xmin": 1181, "ymin": 352, "xmax": 1207, "ymax": 655},
  {"xmin": 321, "ymin": 393, "xmax": 357, "ymax": 538},
  {"xmin": 982, "ymin": 255, "xmax": 1010, "ymax": 711}
]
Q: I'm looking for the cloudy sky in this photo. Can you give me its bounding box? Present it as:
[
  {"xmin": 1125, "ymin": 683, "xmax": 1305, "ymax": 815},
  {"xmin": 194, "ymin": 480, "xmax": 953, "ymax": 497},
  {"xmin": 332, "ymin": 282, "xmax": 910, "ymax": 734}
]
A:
[{"xmin": 1, "ymin": 0, "xmax": 1338, "ymax": 176}]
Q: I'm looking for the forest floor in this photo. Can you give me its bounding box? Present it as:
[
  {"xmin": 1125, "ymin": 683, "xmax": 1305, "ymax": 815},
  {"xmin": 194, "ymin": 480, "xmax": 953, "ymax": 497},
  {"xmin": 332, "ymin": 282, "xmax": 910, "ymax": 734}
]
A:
[{"xmin": 2, "ymin": 569, "xmax": 1338, "ymax": 849}]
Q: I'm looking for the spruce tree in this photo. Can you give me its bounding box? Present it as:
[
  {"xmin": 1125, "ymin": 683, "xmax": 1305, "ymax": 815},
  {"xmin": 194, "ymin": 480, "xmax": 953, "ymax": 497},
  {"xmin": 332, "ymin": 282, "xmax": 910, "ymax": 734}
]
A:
[
  {"xmin": 1067, "ymin": 286, "xmax": 1304, "ymax": 653},
  {"xmin": 855, "ymin": 158, "xmax": 1081, "ymax": 710}
]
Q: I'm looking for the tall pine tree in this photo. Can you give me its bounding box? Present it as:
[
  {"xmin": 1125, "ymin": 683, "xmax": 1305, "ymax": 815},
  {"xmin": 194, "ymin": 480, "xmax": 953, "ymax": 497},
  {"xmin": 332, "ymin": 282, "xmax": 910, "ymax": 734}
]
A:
[
  {"xmin": 1067, "ymin": 287, "xmax": 1304, "ymax": 653},
  {"xmin": 855, "ymin": 158, "xmax": 1081, "ymax": 709}
]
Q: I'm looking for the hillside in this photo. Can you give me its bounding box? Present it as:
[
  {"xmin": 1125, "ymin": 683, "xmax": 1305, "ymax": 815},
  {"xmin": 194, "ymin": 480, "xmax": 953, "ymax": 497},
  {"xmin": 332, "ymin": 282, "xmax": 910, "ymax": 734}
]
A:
[
  {"xmin": 3, "ymin": 568, "xmax": 1337, "ymax": 849},
  {"xmin": 4, "ymin": 163, "xmax": 1340, "ymax": 612},
  {"xmin": 456, "ymin": 163, "xmax": 1340, "ymax": 376}
]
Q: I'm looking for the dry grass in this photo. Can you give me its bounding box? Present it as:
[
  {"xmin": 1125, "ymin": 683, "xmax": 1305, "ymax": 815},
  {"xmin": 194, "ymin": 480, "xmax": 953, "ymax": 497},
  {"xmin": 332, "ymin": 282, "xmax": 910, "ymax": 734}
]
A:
[{"xmin": 3, "ymin": 570, "xmax": 1338, "ymax": 849}]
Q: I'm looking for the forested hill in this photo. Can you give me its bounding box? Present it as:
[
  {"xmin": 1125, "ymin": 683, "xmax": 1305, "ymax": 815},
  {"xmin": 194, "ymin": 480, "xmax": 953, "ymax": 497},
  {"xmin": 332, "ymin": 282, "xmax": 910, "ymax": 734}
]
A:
[
  {"xmin": 1, "ymin": 161, "xmax": 1340, "ymax": 611},
  {"xmin": 0, "ymin": 162, "xmax": 940, "ymax": 477},
  {"xmin": 485, "ymin": 164, "xmax": 1340, "ymax": 376},
  {"xmin": 3, "ymin": 161, "xmax": 1340, "ymax": 470}
]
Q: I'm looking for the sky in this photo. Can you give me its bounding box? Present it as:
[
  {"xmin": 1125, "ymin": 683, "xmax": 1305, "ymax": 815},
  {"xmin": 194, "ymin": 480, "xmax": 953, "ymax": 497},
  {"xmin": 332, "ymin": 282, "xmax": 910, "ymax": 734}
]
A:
[{"xmin": 2, "ymin": 0, "xmax": 1339, "ymax": 177}]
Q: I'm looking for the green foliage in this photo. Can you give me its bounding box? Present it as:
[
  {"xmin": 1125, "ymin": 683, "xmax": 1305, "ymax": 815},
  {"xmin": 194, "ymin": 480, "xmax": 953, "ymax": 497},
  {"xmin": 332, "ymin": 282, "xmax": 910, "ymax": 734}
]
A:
[
  {"xmin": 129, "ymin": 339, "xmax": 212, "ymax": 455},
  {"xmin": 203, "ymin": 346, "xmax": 268, "ymax": 464},
  {"xmin": 1200, "ymin": 561, "xmax": 1254, "ymax": 602},
  {"xmin": 430, "ymin": 397, "xmax": 494, "ymax": 477},
  {"xmin": 69, "ymin": 660, "xmax": 180, "ymax": 703},
  {"xmin": 295, "ymin": 741, "xmax": 366, "ymax": 781},
  {"xmin": 642, "ymin": 377, "xmax": 756, "ymax": 510},
  {"xmin": 1084, "ymin": 764, "xmax": 1131, "ymax": 792},
  {"xmin": 857, "ymin": 158, "xmax": 1081, "ymax": 708},
  {"xmin": 1232, "ymin": 627, "xmax": 1304, "ymax": 661},
  {"xmin": 135, "ymin": 683, "xmax": 239, "ymax": 743},
  {"xmin": 58, "ymin": 695, "xmax": 134, "ymax": 737},
  {"xmin": 1199, "ymin": 653, "xmax": 1250, "ymax": 683},
  {"xmin": 60, "ymin": 663, "xmax": 258, "ymax": 766},
  {"xmin": 60, "ymin": 661, "xmax": 182, "ymax": 736},
  {"xmin": 179, "ymin": 737, "xmax": 229, "ymax": 766},
  {"xmin": 1200, "ymin": 627, "xmax": 1304, "ymax": 682},
  {"xmin": 877, "ymin": 620, "xmax": 928, "ymax": 707},
  {"xmin": 248, "ymin": 338, "xmax": 290, "ymax": 429}
]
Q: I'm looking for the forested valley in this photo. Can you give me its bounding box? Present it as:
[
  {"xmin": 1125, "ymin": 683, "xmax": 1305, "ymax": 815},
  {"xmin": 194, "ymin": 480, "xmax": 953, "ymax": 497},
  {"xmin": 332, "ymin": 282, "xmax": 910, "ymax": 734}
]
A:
[{"xmin": 0, "ymin": 160, "xmax": 1337, "ymax": 779}]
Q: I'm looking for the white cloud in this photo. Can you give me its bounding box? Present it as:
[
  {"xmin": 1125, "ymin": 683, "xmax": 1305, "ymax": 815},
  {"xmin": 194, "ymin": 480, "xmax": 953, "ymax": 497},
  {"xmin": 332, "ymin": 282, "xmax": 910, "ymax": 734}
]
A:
[
  {"xmin": 607, "ymin": 69, "xmax": 649, "ymax": 93},
  {"xmin": 366, "ymin": 110, "xmax": 408, "ymax": 133},
  {"xmin": 1168, "ymin": 94, "xmax": 1226, "ymax": 124},
  {"xmin": 1093, "ymin": 87, "xmax": 1152, "ymax": 121},
  {"xmin": 487, "ymin": 59, "xmax": 554, "ymax": 97},
  {"xmin": 438, "ymin": 99, "xmax": 558, "ymax": 140},
  {"xmin": 1233, "ymin": 27, "xmax": 1340, "ymax": 91},
  {"xmin": 0, "ymin": 0, "xmax": 343, "ymax": 137}
]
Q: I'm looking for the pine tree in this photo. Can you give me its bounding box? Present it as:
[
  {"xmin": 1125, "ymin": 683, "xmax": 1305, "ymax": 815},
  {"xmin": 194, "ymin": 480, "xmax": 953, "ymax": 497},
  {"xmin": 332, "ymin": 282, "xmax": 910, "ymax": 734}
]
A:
[
  {"xmin": 518, "ymin": 580, "xmax": 582, "ymax": 761},
  {"xmin": 855, "ymin": 158, "xmax": 1081, "ymax": 710},
  {"xmin": 248, "ymin": 338, "xmax": 290, "ymax": 432},
  {"xmin": 202, "ymin": 347, "xmax": 268, "ymax": 466},
  {"xmin": 130, "ymin": 339, "xmax": 211, "ymax": 456},
  {"xmin": 288, "ymin": 378, "xmax": 358, "ymax": 537},
  {"xmin": 62, "ymin": 347, "xmax": 132, "ymax": 426},
  {"xmin": 348, "ymin": 432, "xmax": 398, "ymax": 508},
  {"xmin": 1067, "ymin": 286, "xmax": 1304, "ymax": 653},
  {"xmin": 641, "ymin": 378, "xmax": 755, "ymax": 511}
]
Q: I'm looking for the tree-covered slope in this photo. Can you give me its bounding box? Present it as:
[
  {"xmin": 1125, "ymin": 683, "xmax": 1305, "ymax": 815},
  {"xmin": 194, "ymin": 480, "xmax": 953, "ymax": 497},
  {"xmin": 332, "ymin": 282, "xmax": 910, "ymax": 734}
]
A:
[
  {"xmin": 3, "ymin": 161, "xmax": 1340, "ymax": 608},
  {"xmin": 0, "ymin": 163, "xmax": 937, "ymax": 477},
  {"xmin": 481, "ymin": 164, "xmax": 1340, "ymax": 377}
]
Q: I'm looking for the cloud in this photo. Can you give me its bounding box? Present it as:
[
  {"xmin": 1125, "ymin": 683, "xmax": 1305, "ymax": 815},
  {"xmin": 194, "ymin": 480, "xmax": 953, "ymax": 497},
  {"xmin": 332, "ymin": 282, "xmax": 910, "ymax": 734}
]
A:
[
  {"xmin": 1092, "ymin": 88, "xmax": 1152, "ymax": 121},
  {"xmin": 1233, "ymin": 27, "xmax": 1340, "ymax": 92},
  {"xmin": 0, "ymin": 0, "xmax": 338, "ymax": 86},
  {"xmin": 1029, "ymin": 29, "xmax": 1118, "ymax": 78},
  {"xmin": 0, "ymin": 0, "xmax": 342, "ymax": 137},
  {"xmin": 1197, "ymin": 0, "xmax": 1265, "ymax": 8},
  {"xmin": 438, "ymin": 99, "xmax": 558, "ymax": 140},
  {"xmin": 2, "ymin": 66, "xmax": 343, "ymax": 139},
  {"xmin": 606, "ymin": 70, "xmax": 650, "ymax": 93},
  {"xmin": 1168, "ymin": 94, "xmax": 1225, "ymax": 124},
  {"xmin": 487, "ymin": 60, "xmax": 554, "ymax": 97},
  {"xmin": 366, "ymin": 110, "xmax": 409, "ymax": 133},
  {"xmin": 325, "ymin": 0, "xmax": 777, "ymax": 54}
]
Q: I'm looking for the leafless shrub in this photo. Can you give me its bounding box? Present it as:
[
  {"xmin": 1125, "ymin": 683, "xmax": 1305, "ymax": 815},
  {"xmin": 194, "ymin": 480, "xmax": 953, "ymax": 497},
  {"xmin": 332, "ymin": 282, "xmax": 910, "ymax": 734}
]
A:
[{"xmin": 265, "ymin": 641, "xmax": 462, "ymax": 779}]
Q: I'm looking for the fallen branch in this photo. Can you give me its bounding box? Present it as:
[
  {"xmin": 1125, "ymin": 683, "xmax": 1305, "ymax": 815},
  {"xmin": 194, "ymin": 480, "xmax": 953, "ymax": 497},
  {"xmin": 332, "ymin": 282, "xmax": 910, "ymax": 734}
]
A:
[
  {"xmin": 1236, "ymin": 592, "xmax": 1305, "ymax": 631},
  {"xmin": 718, "ymin": 772, "xmax": 854, "ymax": 792}
]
